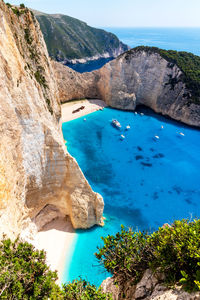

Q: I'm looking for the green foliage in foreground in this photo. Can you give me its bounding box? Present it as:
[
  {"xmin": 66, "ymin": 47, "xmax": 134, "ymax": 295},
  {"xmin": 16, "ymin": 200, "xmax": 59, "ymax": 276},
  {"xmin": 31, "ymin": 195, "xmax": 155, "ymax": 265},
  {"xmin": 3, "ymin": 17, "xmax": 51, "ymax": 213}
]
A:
[
  {"xmin": 0, "ymin": 237, "xmax": 112, "ymax": 299},
  {"xmin": 62, "ymin": 278, "xmax": 112, "ymax": 300},
  {"xmin": 0, "ymin": 237, "xmax": 61, "ymax": 299},
  {"xmin": 132, "ymin": 46, "xmax": 200, "ymax": 104},
  {"xmin": 95, "ymin": 219, "xmax": 200, "ymax": 292}
]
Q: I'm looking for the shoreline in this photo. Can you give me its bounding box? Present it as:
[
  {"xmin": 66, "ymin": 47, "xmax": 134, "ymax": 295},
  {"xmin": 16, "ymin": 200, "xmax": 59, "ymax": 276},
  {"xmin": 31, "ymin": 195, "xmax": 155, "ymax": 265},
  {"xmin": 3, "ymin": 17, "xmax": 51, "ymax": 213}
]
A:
[
  {"xmin": 61, "ymin": 99, "xmax": 107, "ymax": 123},
  {"xmin": 34, "ymin": 216, "xmax": 76, "ymax": 284}
]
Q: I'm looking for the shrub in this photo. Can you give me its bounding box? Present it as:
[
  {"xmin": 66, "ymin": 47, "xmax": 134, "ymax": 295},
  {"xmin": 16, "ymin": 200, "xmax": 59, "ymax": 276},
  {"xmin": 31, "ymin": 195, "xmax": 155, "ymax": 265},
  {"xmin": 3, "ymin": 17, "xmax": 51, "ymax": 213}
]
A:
[
  {"xmin": 62, "ymin": 278, "xmax": 112, "ymax": 300},
  {"xmin": 20, "ymin": 3, "xmax": 25, "ymax": 9},
  {"xmin": 96, "ymin": 220, "xmax": 200, "ymax": 292},
  {"xmin": 0, "ymin": 236, "xmax": 62, "ymax": 299},
  {"xmin": 24, "ymin": 28, "xmax": 33, "ymax": 45},
  {"xmin": 34, "ymin": 69, "xmax": 48, "ymax": 89}
]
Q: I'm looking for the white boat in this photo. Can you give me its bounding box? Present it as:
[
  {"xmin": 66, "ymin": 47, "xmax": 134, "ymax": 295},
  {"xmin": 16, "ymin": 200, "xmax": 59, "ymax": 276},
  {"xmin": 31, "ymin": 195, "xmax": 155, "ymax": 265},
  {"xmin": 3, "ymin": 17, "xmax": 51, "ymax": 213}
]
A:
[
  {"xmin": 155, "ymin": 135, "xmax": 160, "ymax": 139},
  {"xmin": 126, "ymin": 125, "xmax": 131, "ymax": 130},
  {"xmin": 111, "ymin": 119, "xmax": 121, "ymax": 129},
  {"xmin": 135, "ymin": 112, "xmax": 138, "ymax": 115},
  {"xmin": 179, "ymin": 132, "xmax": 185, "ymax": 136},
  {"xmin": 140, "ymin": 113, "xmax": 144, "ymax": 116},
  {"xmin": 120, "ymin": 134, "xmax": 125, "ymax": 140}
]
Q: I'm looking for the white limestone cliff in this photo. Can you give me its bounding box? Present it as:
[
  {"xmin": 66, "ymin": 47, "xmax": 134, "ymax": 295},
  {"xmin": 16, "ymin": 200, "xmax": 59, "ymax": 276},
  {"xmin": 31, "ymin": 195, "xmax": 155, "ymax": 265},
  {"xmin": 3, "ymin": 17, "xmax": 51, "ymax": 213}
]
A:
[{"xmin": 0, "ymin": 1, "xmax": 104, "ymax": 239}]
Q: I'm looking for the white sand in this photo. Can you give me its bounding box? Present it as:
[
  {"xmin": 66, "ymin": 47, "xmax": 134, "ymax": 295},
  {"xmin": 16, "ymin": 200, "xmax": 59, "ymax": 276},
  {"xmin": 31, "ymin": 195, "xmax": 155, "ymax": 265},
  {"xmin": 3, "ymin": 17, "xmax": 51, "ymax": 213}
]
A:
[
  {"xmin": 33, "ymin": 99, "xmax": 107, "ymax": 284},
  {"xmin": 34, "ymin": 216, "xmax": 75, "ymax": 284},
  {"xmin": 61, "ymin": 99, "xmax": 107, "ymax": 123}
]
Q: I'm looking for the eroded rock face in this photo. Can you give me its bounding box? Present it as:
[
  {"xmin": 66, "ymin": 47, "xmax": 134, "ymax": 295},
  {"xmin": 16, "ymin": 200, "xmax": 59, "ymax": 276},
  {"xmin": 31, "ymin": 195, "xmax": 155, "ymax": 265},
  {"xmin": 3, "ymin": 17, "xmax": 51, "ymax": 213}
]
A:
[
  {"xmin": 53, "ymin": 49, "xmax": 200, "ymax": 127},
  {"xmin": 96, "ymin": 50, "xmax": 200, "ymax": 127},
  {"xmin": 101, "ymin": 270, "xmax": 200, "ymax": 300},
  {"xmin": 0, "ymin": 1, "xmax": 103, "ymax": 239}
]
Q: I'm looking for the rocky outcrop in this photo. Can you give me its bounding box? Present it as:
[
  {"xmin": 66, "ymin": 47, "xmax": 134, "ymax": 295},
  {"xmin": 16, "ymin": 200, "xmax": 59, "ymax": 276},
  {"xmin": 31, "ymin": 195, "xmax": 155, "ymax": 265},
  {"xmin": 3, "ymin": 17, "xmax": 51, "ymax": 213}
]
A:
[
  {"xmin": 52, "ymin": 61, "xmax": 100, "ymax": 102},
  {"xmin": 101, "ymin": 270, "xmax": 200, "ymax": 300},
  {"xmin": 0, "ymin": 1, "xmax": 103, "ymax": 239},
  {"xmin": 96, "ymin": 49, "xmax": 200, "ymax": 127},
  {"xmin": 53, "ymin": 48, "xmax": 200, "ymax": 127}
]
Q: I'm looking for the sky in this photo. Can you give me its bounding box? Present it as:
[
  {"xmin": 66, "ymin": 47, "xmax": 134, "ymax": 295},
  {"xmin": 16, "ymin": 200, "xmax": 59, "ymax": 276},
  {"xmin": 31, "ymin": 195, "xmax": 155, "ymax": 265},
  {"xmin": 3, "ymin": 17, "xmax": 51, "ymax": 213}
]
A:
[{"xmin": 9, "ymin": 0, "xmax": 200, "ymax": 28}]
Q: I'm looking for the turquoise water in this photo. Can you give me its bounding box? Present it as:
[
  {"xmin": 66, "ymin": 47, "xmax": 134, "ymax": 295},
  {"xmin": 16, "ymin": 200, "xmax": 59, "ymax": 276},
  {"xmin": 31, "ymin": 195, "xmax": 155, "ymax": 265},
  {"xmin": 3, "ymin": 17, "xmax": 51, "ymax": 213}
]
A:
[{"xmin": 62, "ymin": 107, "xmax": 200, "ymax": 286}]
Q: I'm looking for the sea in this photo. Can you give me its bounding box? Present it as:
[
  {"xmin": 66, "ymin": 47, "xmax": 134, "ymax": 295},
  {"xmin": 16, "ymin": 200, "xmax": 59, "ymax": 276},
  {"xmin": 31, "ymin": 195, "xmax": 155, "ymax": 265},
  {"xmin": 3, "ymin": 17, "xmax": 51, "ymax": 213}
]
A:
[
  {"xmin": 62, "ymin": 28, "xmax": 200, "ymax": 286},
  {"xmin": 67, "ymin": 27, "xmax": 200, "ymax": 73}
]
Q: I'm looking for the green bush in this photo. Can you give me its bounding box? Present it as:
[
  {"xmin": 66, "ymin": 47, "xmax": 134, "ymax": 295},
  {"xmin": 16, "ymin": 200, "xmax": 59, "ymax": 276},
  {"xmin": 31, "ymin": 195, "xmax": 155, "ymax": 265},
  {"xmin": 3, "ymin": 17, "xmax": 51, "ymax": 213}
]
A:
[
  {"xmin": 20, "ymin": 3, "xmax": 25, "ymax": 9},
  {"xmin": 0, "ymin": 236, "xmax": 62, "ymax": 299},
  {"xmin": 96, "ymin": 219, "xmax": 200, "ymax": 292},
  {"xmin": 0, "ymin": 237, "xmax": 110, "ymax": 299},
  {"xmin": 62, "ymin": 278, "xmax": 112, "ymax": 300}
]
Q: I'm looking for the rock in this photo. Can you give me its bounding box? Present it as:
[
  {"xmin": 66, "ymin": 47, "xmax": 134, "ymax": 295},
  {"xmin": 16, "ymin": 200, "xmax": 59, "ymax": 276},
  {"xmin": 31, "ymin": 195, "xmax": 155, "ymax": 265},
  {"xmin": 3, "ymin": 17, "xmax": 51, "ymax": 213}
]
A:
[
  {"xmin": 53, "ymin": 48, "xmax": 200, "ymax": 127},
  {"xmin": 101, "ymin": 277, "xmax": 120, "ymax": 300},
  {"xmin": 0, "ymin": 2, "xmax": 104, "ymax": 239},
  {"xmin": 101, "ymin": 270, "xmax": 200, "ymax": 300}
]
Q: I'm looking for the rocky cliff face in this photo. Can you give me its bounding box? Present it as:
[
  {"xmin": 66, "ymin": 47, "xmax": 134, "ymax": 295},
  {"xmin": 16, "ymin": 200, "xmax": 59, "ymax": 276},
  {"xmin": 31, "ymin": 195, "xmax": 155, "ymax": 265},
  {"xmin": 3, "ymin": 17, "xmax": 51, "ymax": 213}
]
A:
[
  {"xmin": 0, "ymin": 1, "xmax": 103, "ymax": 239},
  {"xmin": 54, "ymin": 48, "xmax": 200, "ymax": 127},
  {"xmin": 96, "ymin": 49, "xmax": 200, "ymax": 127},
  {"xmin": 101, "ymin": 270, "xmax": 200, "ymax": 300}
]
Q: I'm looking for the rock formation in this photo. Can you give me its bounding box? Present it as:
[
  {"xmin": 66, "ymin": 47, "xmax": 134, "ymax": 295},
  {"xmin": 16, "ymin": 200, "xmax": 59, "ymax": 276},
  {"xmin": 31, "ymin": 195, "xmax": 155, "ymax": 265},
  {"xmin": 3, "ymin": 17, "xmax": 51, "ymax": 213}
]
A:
[
  {"xmin": 101, "ymin": 270, "xmax": 200, "ymax": 300},
  {"xmin": 0, "ymin": 1, "xmax": 103, "ymax": 239},
  {"xmin": 53, "ymin": 48, "xmax": 200, "ymax": 127}
]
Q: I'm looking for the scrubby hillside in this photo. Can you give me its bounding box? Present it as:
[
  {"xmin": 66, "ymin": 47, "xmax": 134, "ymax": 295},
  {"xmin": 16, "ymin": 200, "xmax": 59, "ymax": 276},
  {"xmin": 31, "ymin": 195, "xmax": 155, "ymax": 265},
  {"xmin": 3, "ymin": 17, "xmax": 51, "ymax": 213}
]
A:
[{"xmin": 34, "ymin": 10, "xmax": 129, "ymax": 63}]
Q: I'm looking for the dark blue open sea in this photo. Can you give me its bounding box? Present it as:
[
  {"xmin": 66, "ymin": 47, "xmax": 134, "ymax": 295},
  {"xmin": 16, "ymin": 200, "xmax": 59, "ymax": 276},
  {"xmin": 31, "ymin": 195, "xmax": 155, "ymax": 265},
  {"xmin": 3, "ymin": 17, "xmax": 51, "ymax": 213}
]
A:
[{"xmin": 62, "ymin": 28, "xmax": 200, "ymax": 286}]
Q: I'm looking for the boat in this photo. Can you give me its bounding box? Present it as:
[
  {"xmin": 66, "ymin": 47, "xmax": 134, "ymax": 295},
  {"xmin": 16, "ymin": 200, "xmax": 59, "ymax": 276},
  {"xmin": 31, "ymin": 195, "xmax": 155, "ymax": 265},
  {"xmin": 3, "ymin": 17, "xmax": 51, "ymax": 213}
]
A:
[
  {"xmin": 179, "ymin": 132, "xmax": 185, "ymax": 136},
  {"xmin": 111, "ymin": 119, "xmax": 121, "ymax": 129},
  {"xmin": 120, "ymin": 134, "xmax": 125, "ymax": 140},
  {"xmin": 155, "ymin": 135, "xmax": 160, "ymax": 139},
  {"xmin": 126, "ymin": 125, "xmax": 131, "ymax": 130}
]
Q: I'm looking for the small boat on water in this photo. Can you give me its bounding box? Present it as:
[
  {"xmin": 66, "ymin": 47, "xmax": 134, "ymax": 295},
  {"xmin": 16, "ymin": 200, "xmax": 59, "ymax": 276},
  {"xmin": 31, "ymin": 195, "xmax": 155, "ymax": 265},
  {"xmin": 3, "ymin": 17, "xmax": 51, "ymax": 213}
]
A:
[
  {"xmin": 179, "ymin": 132, "xmax": 185, "ymax": 136},
  {"xmin": 120, "ymin": 134, "xmax": 125, "ymax": 140},
  {"xmin": 155, "ymin": 135, "xmax": 160, "ymax": 139},
  {"xmin": 111, "ymin": 119, "xmax": 121, "ymax": 129},
  {"xmin": 126, "ymin": 125, "xmax": 131, "ymax": 130}
]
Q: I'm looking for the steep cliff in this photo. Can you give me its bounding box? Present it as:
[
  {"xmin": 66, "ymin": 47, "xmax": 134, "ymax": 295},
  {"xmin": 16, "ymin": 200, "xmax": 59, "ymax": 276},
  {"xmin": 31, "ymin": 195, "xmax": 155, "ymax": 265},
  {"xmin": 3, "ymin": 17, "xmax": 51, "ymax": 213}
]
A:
[
  {"xmin": 34, "ymin": 10, "xmax": 129, "ymax": 64},
  {"xmin": 101, "ymin": 271, "xmax": 200, "ymax": 300},
  {"xmin": 53, "ymin": 47, "xmax": 200, "ymax": 127},
  {"xmin": 96, "ymin": 47, "xmax": 200, "ymax": 127},
  {"xmin": 0, "ymin": 1, "xmax": 103, "ymax": 239}
]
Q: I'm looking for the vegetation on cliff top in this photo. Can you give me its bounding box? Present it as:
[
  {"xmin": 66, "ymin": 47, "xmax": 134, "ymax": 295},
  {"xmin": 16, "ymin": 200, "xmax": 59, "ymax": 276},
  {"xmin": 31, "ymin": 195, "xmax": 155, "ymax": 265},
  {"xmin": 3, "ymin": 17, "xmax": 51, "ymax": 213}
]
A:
[
  {"xmin": 33, "ymin": 11, "xmax": 128, "ymax": 62},
  {"xmin": 129, "ymin": 46, "xmax": 200, "ymax": 104},
  {"xmin": 0, "ymin": 237, "xmax": 112, "ymax": 299},
  {"xmin": 96, "ymin": 219, "xmax": 200, "ymax": 292}
]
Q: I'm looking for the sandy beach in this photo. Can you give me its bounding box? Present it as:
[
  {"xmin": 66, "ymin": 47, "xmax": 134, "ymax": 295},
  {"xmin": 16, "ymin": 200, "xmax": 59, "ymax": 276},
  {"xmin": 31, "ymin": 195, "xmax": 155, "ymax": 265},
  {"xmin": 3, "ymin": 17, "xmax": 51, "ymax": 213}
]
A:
[
  {"xmin": 34, "ymin": 216, "xmax": 75, "ymax": 284},
  {"xmin": 61, "ymin": 99, "xmax": 107, "ymax": 123},
  {"xmin": 34, "ymin": 100, "xmax": 107, "ymax": 284}
]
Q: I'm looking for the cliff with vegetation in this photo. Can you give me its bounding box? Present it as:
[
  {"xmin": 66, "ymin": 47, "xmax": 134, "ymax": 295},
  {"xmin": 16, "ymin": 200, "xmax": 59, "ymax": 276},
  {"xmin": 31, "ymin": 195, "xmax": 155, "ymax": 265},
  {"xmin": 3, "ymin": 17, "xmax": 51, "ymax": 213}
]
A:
[
  {"xmin": 34, "ymin": 10, "xmax": 129, "ymax": 64},
  {"xmin": 99, "ymin": 220, "xmax": 200, "ymax": 299},
  {"xmin": 53, "ymin": 47, "xmax": 200, "ymax": 127},
  {"xmin": 0, "ymin": 0, "xmax": 104, "ymax": 239}
]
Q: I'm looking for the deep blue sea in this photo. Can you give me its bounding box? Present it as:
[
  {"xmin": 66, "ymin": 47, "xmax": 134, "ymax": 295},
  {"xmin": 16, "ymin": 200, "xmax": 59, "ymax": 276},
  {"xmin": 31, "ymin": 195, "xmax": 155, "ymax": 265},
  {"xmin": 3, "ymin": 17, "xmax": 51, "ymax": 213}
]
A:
[
  {"xmin": 67, "ymin": 27, "xmax": 200, "ymax": 73},
  {"xmin": 62, "ymin": 28, "xmax": 200, "ymax": 286}
]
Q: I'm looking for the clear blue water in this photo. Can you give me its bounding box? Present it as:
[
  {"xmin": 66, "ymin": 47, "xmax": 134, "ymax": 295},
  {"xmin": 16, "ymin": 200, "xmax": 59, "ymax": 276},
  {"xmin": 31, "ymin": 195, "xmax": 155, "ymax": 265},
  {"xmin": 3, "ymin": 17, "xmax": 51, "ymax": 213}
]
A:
[
  {"xmin": 104, "ymin": 27, "xmax": 200, "ymax": 56},
  {"xmin": 65, "ymin": 57, "xmax": 113, "ymax": 73},
  {"xmin": 62, "ymin": 107, "xmax": 200, "ymax": 286},
  {"xmin": 67, "ymin": 27, "xmax": 200, "ymax": 73}
]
